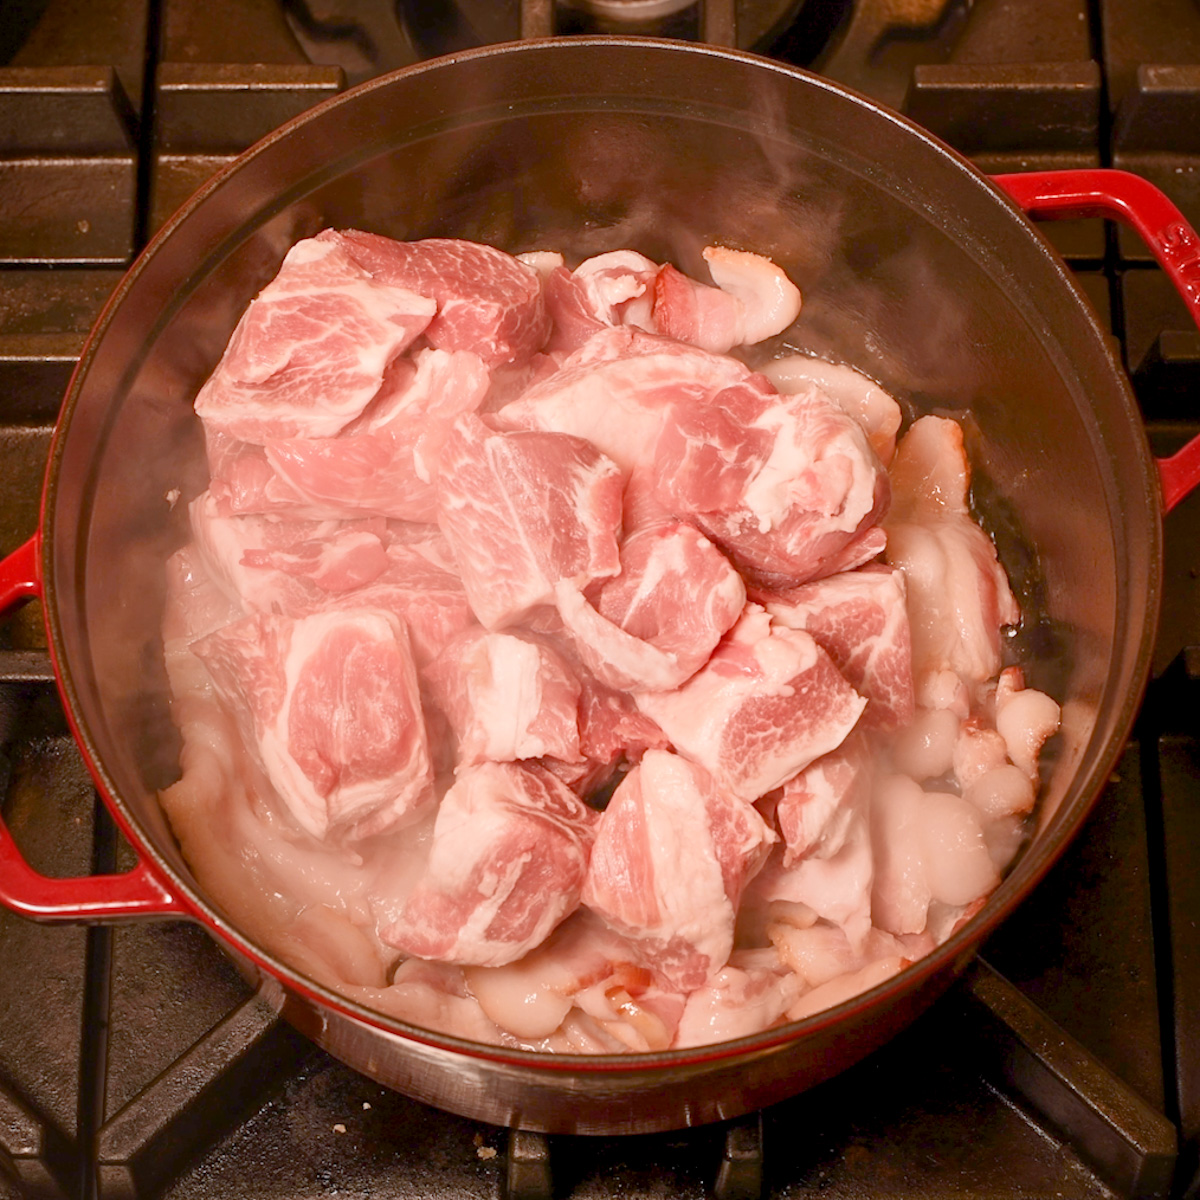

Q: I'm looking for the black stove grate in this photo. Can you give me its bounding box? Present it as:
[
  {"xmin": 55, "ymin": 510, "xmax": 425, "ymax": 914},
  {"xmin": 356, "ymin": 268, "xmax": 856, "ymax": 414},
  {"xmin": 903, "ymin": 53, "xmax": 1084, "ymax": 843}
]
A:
[{"xmin": 2, "ymin": 2, "xmax": 1199, "ymax": 1196}]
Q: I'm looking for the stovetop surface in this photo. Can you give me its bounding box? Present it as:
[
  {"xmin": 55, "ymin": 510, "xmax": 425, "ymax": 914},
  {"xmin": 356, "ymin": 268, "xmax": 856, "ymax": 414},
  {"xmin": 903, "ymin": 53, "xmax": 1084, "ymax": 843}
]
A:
[{"xmin": 2, "ymin": 2, "xmax": 1200, "ymax": 1198}]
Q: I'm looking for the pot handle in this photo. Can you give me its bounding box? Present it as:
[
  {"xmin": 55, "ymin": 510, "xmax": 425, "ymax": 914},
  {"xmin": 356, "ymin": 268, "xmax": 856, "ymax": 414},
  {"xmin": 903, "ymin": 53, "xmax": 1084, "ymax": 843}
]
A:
[
  {"xmin": 0, "ymin": 534, "xmax": 189, "ymax": 922},
  {"xmin": 992, "ymin": 168, "xmax": 1200, "ymax": 514},
  {"xmin": 0, "ymin": 534, "xmax": 41, "ymax": 614}
]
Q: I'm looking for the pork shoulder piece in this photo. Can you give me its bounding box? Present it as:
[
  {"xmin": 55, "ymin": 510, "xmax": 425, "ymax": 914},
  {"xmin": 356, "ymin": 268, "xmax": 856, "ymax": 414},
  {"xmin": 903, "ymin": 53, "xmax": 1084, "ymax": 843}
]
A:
[
  {"xmin": 750, "ymin": 761, "xmax": 875, "ymax": 951},
  {"xmin": 762, "ymin": 355, "xmax": 903, "ymax": 466},
  {"xmin": 435, "ymin": 415, "xmax": 623, "ymax": 629},
  {"xmin": 337, "ymin": 232, "xmax": 550, "ymax": 365},
  {"xmin": 342, "ymin": 541, "xmax": 476, "ymax": 669},
  {"xmin": 652, "ymin": 247, "xmax": 801, "ymax": 356},
  {"xmin": 191, "ymin": 607, "xmax": 434, "ymax": 840},
  {"xmin": 554, "ymin": 522, "xmax": 746, "ymax": 693},
  {"xmin": 772, "ymin": 733, "xmax": 874, "ymax": 866},
  {"xmin": 582, "ymin": 749, "xmax": 776, "ymax": 992},
  {"xmin": 654, "ymin": 380, "xmax": 889, "ymax": 588},
  {"xmin": 188, "ymin": 490, "xmax": 368, "ymax": 616},
  {"xmin": 262, "ymin": 348, "xmax": 491, "ymax": 523},
  {"xmin": 635, "ymin": 605, "xmax": 867, "ymax": 802},
  {"xmin": 193, "ymin": 232, "xmax": 436, "ymax": 443},
  {"xmin": 493, "ymin": 326, "xmax": 759, "ymax": 476},
  {"xmin": 764, "ymin": 564, "xmax": 915, "ymax": 730},
  {"xmin": 538, "ymin": 667, "xmax": 670, "ymax": 797},
  {"xmin": 883, "ymin": 415, "xmax": 1020, "ymax": 686},
  {"xmin": 382, "ymin": 762, "xmax": 600, "ymax": 968},
  {"xmin": 541, "ymin": 250, "xmax": 659, "ymax": 356},
  {"xmin": 425, "ymin": 627, "xmax": 582, "ymax": 768}
]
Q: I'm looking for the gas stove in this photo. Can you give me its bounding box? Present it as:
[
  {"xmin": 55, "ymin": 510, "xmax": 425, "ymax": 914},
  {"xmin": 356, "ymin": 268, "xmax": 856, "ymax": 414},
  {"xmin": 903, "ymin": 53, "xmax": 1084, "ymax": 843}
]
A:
[{"xmin": 1, "ymin": 1, "xmax": 1199, "ymax": 1197}]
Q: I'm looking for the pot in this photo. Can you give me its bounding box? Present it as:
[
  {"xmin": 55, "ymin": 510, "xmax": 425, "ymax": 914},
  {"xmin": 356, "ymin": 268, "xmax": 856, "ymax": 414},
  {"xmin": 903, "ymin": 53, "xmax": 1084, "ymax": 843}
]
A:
[{"xmin": 1, "ymin": 37, "xmax": 1199, "ymax": 1136}]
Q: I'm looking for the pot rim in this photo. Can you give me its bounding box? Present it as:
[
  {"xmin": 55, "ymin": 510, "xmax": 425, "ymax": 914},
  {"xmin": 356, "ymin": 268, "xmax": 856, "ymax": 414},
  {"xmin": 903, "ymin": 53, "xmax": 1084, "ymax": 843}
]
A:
[{"xmin": 36, "ymin": 35, "xmax": 1164, "ymax": 1074}]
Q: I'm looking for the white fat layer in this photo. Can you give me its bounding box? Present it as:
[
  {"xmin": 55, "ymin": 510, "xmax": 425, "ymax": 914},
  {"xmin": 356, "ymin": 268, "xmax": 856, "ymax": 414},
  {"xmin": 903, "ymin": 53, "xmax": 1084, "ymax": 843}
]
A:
[
  {"xmin": 478, "ymin": 635, "xmax": 544, "ymax": 759},
  {"xmin": 702, "ymin": 246, "xmax": 802, "ymax": 345}
]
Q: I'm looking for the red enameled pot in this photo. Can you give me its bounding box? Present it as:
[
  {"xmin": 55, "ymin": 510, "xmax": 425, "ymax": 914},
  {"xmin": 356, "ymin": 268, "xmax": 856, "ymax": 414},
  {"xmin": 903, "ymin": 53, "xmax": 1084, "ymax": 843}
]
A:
[{"xmin": 2, "ymin": 38, "xmax": 1200, "ymax": 1135}]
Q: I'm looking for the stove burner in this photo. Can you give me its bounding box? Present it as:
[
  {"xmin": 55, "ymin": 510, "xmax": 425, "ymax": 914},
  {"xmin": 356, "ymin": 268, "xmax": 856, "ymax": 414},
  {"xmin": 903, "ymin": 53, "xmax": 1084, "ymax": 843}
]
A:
[
  {"xmin": 280, "ymin": 0, "xmax": 419, "ymax": 87},
  {"xmin": 564, "ymin": 0, "xmax": 698, "ymax": 22},
  {"xmin": 398, "ymin": 0, "xmax": 806, "ymax": 54}
]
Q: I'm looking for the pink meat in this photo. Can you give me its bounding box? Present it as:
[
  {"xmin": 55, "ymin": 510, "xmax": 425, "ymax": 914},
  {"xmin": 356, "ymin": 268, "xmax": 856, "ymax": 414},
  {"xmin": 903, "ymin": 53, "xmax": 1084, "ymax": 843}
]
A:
[
  {"xmin": 573, "ymin": 250, "xmax": 659, "ymax": 326},
  {"xmin": 541, "ymin": 250, "xmax": 659, "ymax": 356},
  {"xmin": 192, "ymin": 607, "xmax": 434, "ymax": 840},
  {"xmin": 634, "ymin": 605, "xmax": 867, "ymax": 802},
  {"xmin": 654, "ymin": 381, "xmax": 889, "ymax": 587},
  {"xmin": 333, "ymin": 542, "xmax": 476, "ymax": 668},
  {"xmin": 239, "ymin": 528, "xmax": 389, "ymax": 596},
  {"xmin": 755, "ymin": 808, "xmax": 875, "ymax": 951},
  {"xmin": 261, "ymin": 348, "xmax": 491, "ymax": 523},
  {"xmin": 653, "ymin": 262, "xmax": 747, "ymax": 355},
  {"xmin": 651, "ymin": 249, "xmax": 803, "ymax": 356},
  {"xmin": 763, "ymin": 564, "xmax": 914, "ymax": 729},
  {"xmin": 883, "ymin": 416, "xmax": 1020, "ymax": 686},
  {"xmin": 435, "ymin": 415, "xmax": 623, "ymax": 629},
  {"xmin": 383, "ymin": 762, "xmax": 600, "ymax": 967},
  {"xmin": 542, "ymin": 267, "xmax": 607, "ymax": 356},
  {"xmin": 162, "ymin": 544, "xmax": 242, "ymax": 643},
  {"xmin": 582, "ymin": 749, "xmax": 775, "ymax": 991},
  {"xmin": 337, "ymin": 232, "xmax": 549, "ymax": 365},
  {"xmin": 194, "ymin": 232, "xmax": 436, "ymax": 442},
  {"xmin": 554, "ymin": 522, "xmax": 746, "ymax": 692},
  {"xmin": 425, "ymin": 627, "xmax": 582, "ymax": 767},
  {"xmin": 493, "ymin": 326, "xmax": 758, "ymax": 476},
  {"xmin": 188, "ymin": 491, "xmax": 350, "ymax": 615},
  {"xmin": 204, "ymin": 430, "xmax": 304, "ymax": 516},
  {"xmin": 763, "ymin": 355, "xmax": 903, "ymax": 466},
  {"xmin": 773, "ymin": 735, "xmax": 874, "ymax": 866},
  {"xmin": 536, "ymin": 668, "xmax": 670, "ymax": 796},
  {"xmin": 699, "ymin": 246, "xmax": 803, "ymax": 344}
]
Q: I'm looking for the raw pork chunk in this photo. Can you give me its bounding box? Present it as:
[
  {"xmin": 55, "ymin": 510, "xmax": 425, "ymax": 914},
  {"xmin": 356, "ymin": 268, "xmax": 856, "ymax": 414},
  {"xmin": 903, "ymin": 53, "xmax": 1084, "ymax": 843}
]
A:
[
  {"xmin": 554, "ymin": 522, "xmax": 746, "ymax": 693},
  {"xmin": 544, "ymin": 669, "xmax": 670, "ymax": 795},
  {"xmin": 188, "ymin": 491, "xmax": 383, "ymax": 616},
  {"xmin": 582, "ymin": 750, "xmax": 775, "ymax": 991},
  {"xmin": 426, "ymin": 628, "xmax": 582, "ymax": 767},
  {"xmin": 763, "ymin": 355, "xmax": 903, "ymax": 465},
  {"xmin": 635, "ymin": 605, "xmax": 867, "ymax": 802},
  {"xmin": 194, "ymin": 232, "xmax": 436, "ymax": 442},
  {"xmin": 749, "ymin": 739, "xmax": 876, "ymax": 948},
  {"xmin": 765, "ymin": 565, "xmax": 914, "ymax": 730},
  {"xmin": 654, "ymin": 380, "xmax": 888, "ymax": 588},
  {"xmin": 337, "ymin": 232, "xmax": 549, "ymax": 365},
  {"xmin": 541, "ymin": 250, "xmax": 659, "ymax": 355},
  {"xmin": 192, "ymin": 607, "xmax": 434, "ymax": 840},
  {"xmin": 774, "ymin": 735, "xmax": 873, "ymax": 866},
  {"xmin": 263, "ymin": 348, "xmax": 491, "ymax": 523},
  {"xmin": 883, "ymin": 416, "xmax": 1020, "ymax": 686},
  {"xmin": 436, "ymin": 415, "xmax": 623, "ymax": 629},
  {"xmin": 652, "ymin": 246, "xmax": 802, "ymax": 355},
  {"xmin": 345, "ymin": 542, "xmax": 476, "ymax": 668},
  {"xmin": 383, "ymin": 762, "xmax": 600, "ymax": 968},
  {"xmin": 493, "ymin": 327, "xmax": 759, "ymax": 477}
]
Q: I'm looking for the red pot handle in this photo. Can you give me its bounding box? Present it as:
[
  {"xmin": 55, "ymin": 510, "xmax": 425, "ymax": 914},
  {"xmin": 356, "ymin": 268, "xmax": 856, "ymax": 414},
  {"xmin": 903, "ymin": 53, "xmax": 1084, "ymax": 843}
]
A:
[
  {"xmin": 0, "ymin": 534, "xmax": 189, "ymax": 922},
  {"xmin": 993, "ymin": 168, "xmax": 1200, "ymax": 514}
]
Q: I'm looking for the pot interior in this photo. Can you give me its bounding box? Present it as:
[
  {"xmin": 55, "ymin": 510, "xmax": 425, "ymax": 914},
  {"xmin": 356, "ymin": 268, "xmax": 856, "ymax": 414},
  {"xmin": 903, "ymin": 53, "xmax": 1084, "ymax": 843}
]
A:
[{"xmin": 45, "ymin": 38, "xmax": 1157, "ymax": 1046}]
